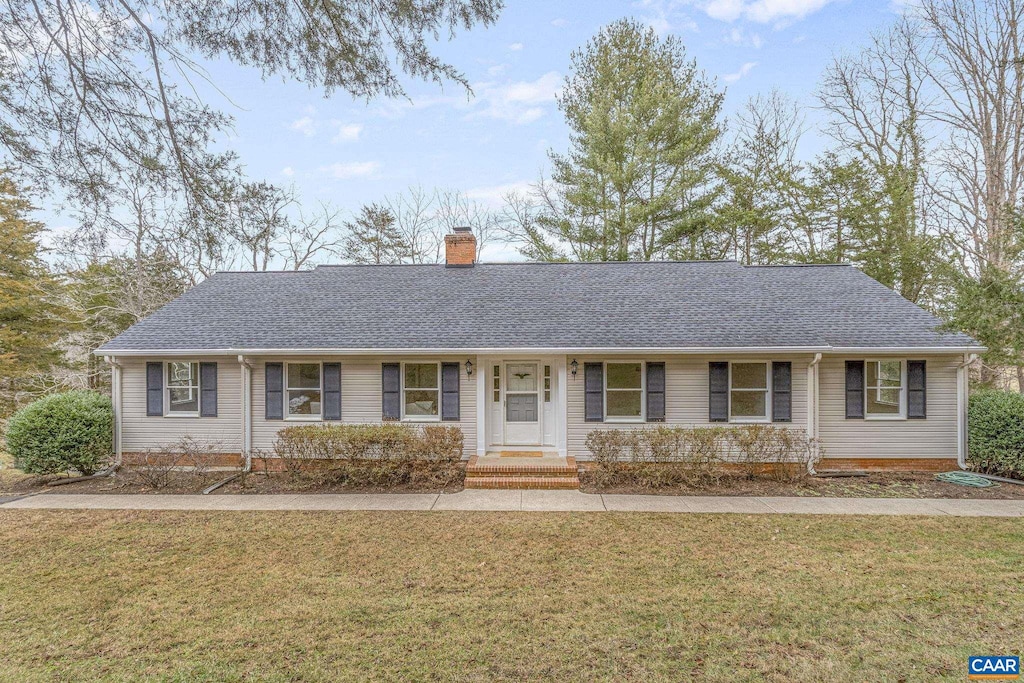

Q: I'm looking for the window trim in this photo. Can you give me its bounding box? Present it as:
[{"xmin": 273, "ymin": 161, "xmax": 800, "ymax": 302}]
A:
[
  {"xmin": 864, "ymin": 359, "xmax": 907, "ymax": 421},
  {"xmin": 284, "ymin": 361, "xmax": 323, "ymax": 421},
  {"xmin": 401, "ymin": 361, "xmax": 442, "ymax": 423},
  {"xmin": 728, "ymin": 361, "xmax": 772, "ymax": 424},
  {"xmin": 604, "ymin": 360, "xmax": 646, "ymax": 423},
  {"xmin": 164, "ymin": 361, "xmax": 201, "ymax": 417}
]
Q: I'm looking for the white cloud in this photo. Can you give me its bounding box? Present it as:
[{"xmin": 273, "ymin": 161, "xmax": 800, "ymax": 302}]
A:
[
  {"xmin": 692, "ymin": 0, "xmax": 836, "ymax": 24},
  {"xmin": 508, "ymin": 42, "xmax": 524, "ymax": 51},
  {"xmin": 722, "ymin": 61, "xmax": 758, "ymax": 83},
  {"xmin": 551, "ymin": 18, "xmax": 567, "ymax": 27},
  {"xmin": 471, "ymin": 71, "xmax": 562, "ymax": 125},
  {"xmin": 289, "ymin": 116, "xmax": 317, "ymax": 137},
  {"xmin": 372, "ymin": 72, "xmax": 561, "ymax": 126},
  {"xmin": 331, "ymin": 122, "xmax": 363, "ymax": 143},
  {"xmin": 725, "ymin": 26, "xmax": 763, "ymax": 48},
  {"xmin": 487, "ymin": 64, "xmax": 508, "ymax": 77},
  {"xmin": 464, "ymin": 180, "xmax": 534, "ymax": 207},
  {"xmin": 634, "ymin": 0, "xmax": 699, "ymax": 34},
  {"xmin": 281, "ymin": 166, "xmax": 295, "ymax": 177},
  {"xmin": 319, "ymin": 161, "xmax": 381, "ymax": 179}
]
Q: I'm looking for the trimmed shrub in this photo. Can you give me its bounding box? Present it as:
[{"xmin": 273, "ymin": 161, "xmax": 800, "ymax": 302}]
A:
[
  {"xmin": 4, "ymin": 391, "xmax": 113, "ymax": 475},
  {"xmin": 584, "ymin": 425, "xmax": 818, "ymax": 488},
  {"xmin": 121, "ymin": 437, "xmax": 217, "ymax": 490},
  {"xmin": 969, "ymin": 390, "xmax": 1024, "ymax": 478},
  {"xmin": 265, "ymin": 423, "xmax": 464, "ymax": 488}
]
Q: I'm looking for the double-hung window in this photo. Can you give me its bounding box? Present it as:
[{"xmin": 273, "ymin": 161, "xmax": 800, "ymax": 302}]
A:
[
  {"xmin": 286, "ymin": 363, "xmax": 322, "ymax": 418},
  {"xmin": 166, "ymin": 362, "xmax": 200, "ymax": 415},
  {"xmin": 729, "ymin": 362, "xmax": 769, "ymax": 422},
  {"xmin": 866, "ymin": 360, "xmax": 904, "ymax": 418},
  {"xmin": 403, "ymin": 362, "xmax": 440, "ymax": 420},
  {"xmin": 605, "ymin": 362, "xmax": 644, "ymax": 421}
]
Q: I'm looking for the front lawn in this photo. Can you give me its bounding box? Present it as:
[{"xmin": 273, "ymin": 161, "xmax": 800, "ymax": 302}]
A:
[{"xmin": 0, "ymin": 511, "xmax": 1021, "ymax": 681}]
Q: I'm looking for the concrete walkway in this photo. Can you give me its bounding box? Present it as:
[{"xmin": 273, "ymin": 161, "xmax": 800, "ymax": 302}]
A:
[{"xmin": 1, "ymin": 491, "xmax": 1023, "ymax": 516}]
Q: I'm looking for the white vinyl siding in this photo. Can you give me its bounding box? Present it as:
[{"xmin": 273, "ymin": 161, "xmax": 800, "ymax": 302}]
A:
[
  {"xmin": 568, "ymin": 354, "xmax": 810, "ymax": 458},
  {"xmin": 251, "ymin": 355, "xmax": 477, "ymax": 459},
  {"xmin": 120, "ymin": 357, "xmax": 241, "ymax": 452},
  {"xmin": 818, "ymin": 355, "xmax": 959, "ymax": 460}
]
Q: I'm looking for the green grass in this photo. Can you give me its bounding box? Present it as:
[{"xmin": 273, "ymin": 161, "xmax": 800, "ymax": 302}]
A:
[{"xmin": 0, "ymin": 511, "xmax": 1021, "ymax": 681}]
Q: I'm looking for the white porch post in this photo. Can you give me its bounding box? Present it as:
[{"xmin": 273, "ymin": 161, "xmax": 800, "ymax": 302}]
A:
[
  {"xmin": 476, "ymin": 354, "xmax": 487, "ymax": 457},
  {"xmin": 558, "ymin": 356, "xmax": 568, "ymax": 458}
]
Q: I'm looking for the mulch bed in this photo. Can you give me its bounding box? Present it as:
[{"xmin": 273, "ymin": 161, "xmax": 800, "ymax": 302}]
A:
[
  {"xmin": 580, "ymin": 470, "xmax": 1024, "ymax": 499},
  {"xmin": 3, "ymin": 467, "xmax": 1023, "ymax": 499},
  {"xmin": 0, "ymin": 470, "xmax": 465, "ymax": 495}
]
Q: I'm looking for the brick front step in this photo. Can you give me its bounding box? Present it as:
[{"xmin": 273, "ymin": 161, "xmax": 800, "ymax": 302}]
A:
[
  {"xmin": 464, "ymin": 476, "xmax": 581, "ymax": 490},
  {"xmin": 466, "ymin": 465, "xmax": 577, "ymax": 477}
]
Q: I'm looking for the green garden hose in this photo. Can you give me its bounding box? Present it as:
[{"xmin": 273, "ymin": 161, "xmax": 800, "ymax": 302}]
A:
[{"xmin": 935, "ymin": 471, "xmax": 997, "ymax": 488}]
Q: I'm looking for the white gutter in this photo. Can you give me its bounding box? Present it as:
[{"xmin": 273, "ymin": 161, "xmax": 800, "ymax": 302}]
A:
[
  {"xmin": 957, "ymin": 353, "xmax": 979, "ymax": 470},
  {"xmin": 92, "ymin": 345, "xmax": 985, "ymax": 357},
  {"xmin": 238, "ymin": 355, "xmax": 253, "ymax": 473},
  {"xmin": 104, "ymin": 356, "xmax": 123, "ymax": 469},
  {"xmin": 807, "ymin": 353, "xmax": 822, "ymax": 475}
]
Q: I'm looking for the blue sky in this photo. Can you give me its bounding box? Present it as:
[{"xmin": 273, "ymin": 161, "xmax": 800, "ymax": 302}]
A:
[{"xmin": 55, "ymin": 0, "xmax": 911, "ymax": 258}]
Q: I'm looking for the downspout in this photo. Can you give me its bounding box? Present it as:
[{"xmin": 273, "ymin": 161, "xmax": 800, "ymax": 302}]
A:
[
  {"xmin": 239, "ymin": 354, "xmax": 253, "ymax": 473},
  {"xmin": 957, "ymin": 353, "xmax": 978, "ymax": 470},
  {"xmin": 953, "ymin": 354, "xmax": 1024, "ymax": 485},
  {"xmin": 203, "ymin": 355, "xmax": 253, "ymax": 494},
  {"xmin": 807, "ymin": 353, "xmax": 822, "ymax": 475},
  {"xmin": 51, "ymin": 356, "xmax": 123, "ymax": 486}
]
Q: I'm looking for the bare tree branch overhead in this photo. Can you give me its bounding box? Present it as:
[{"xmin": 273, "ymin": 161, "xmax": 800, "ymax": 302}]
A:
[{"xmin": 0, "ymin": 0, "xmax": 503, "ymax": 223}]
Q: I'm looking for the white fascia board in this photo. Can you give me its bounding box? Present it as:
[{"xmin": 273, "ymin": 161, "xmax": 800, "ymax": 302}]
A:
[
  {"xmin": 96, "ymin": 344, "xmax": 985, "ymax": 357},
  {"xmin": 97, "ymin": 346, "xmax": 833, "ymax": 357},
  {"xmin": 826, "ymin": 346, "xmax": 987, "ymax": 354}
]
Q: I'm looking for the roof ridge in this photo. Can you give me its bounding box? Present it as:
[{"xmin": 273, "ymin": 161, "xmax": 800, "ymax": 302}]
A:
[{"xmin": 742, "ymin": 263, "xmax": 853, "ymax": 268}]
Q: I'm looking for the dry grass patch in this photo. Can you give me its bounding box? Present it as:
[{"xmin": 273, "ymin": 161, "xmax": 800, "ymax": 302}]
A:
[{"xmin": 0, "ymin": 511, "xmax": 1021, "ymax": 681}]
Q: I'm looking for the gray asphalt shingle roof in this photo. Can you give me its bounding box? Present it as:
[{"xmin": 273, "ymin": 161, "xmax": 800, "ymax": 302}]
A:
[{"xmin": 98, "ymin": 261, "xmax": 978, "ymax": 352}]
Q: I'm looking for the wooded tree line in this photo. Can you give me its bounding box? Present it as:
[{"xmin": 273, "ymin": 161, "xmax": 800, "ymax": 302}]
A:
[
  {"xmin": 0, "ymin": 0, "xmax": 1021, "ymax": 418},
  {"xmin": 501, "ymin": 4, "xmax": 1024, "ymax": 389}
]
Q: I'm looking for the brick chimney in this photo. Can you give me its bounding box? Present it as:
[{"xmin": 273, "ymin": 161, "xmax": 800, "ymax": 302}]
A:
[{"xmin": 444, "ymin": 226, "xmax": 476, "ymax": 267}]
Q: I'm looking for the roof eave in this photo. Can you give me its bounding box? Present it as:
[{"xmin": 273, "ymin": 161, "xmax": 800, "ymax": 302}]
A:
[{"xmin": 94, "ymin": 344, "xmax": 987, "ymax": 357}]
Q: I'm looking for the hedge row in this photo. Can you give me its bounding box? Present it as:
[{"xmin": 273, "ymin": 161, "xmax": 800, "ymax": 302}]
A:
[
  {"xmin": 968, "ymin": 390, "xmax": 1024, "ymax": 478},
  {"xmin": 585, "ymin": 425, "xmax": 818, "ymax": 486},
  {"xmin": 263, "ymin": 423, "xmax": 465, "ymax": 487}
]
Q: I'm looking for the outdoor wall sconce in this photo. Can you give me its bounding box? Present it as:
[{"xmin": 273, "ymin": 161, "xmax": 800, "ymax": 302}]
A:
[
  {"xmin": 465, "ymin": 359, "xmax": 474, "ymax": 377},
  {"xmin": 570, "ymin": 358, "xmax": 579, "ymax": 377}
]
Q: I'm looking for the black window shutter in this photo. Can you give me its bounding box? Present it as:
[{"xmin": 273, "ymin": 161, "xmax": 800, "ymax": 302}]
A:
[
  {"xmin": 845, "ymin": 361, "xmax": 865, "ymax": 419},
  {"xmin": 907, "ymin": 360, "xmax": 927, "ymax": 419},
  {"xmin": 584, "ymin": 363, "xmax": 604, "ymax": 422},
  {"xmin": 265, "ymin": 363, "xmax": 284, "ymax": 420},
  {"xmin": 646, "ymin": 362, "xmax": 666, "ymax": 422},
  {"xmin": 146, "ymin": 362, "xmax": 163, "ymax": 416},
  {"xmin": 323, "ymin": 363, "xmax": 342, "ymax": 421},
  {"xmin": 382, "ymin": 363, "xmax": 401, "ymax": 421},
  {"xmin": 199, "ymin": 362, "xmax": 218, "ymax": 417},
  {"xmin": 441, "ymin": 362, "xmax": 460, "ymax": 421},
  {"xmin": 708, "ymin": 362, "xmax": 729, "ymax": 422},
  {"xmin": 771, "ymin": 362, "xmax": 792, "ymax": 423}
]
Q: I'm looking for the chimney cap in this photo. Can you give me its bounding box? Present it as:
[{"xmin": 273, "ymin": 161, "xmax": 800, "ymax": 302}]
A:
[{"xmin": 452, "ymin": 226, "xmax": 472, "ymax": 234}]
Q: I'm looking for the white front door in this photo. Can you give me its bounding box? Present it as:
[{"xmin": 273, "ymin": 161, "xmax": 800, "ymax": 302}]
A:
[{"xmin": 503, "ymin": 362, "xmax": 541, "ymax": 445}]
